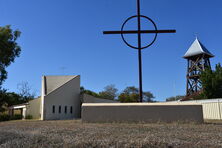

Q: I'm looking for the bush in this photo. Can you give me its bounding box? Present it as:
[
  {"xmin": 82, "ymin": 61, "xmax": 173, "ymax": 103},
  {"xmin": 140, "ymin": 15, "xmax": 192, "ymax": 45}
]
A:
[
  {"xmin": 10, "ymin": 114, "xmax": 23, "ymax": 120},
  {"xmin": 0, "ymin": 114, "xmax": 23, "ymax": 121},
  {"xmin": 25, "ymin": 115, "xmax": 33, "ymax": 119},
  {"xmin": 0, "ymin": 114, "xmax": 10, "ymax": 121}
]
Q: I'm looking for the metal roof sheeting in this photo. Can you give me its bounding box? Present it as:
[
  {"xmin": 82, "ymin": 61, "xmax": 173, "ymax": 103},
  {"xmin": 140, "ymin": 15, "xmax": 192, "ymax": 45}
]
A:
[{"xmin": 183, "ymin": 38, "xmax": 214, "ymax": 58}]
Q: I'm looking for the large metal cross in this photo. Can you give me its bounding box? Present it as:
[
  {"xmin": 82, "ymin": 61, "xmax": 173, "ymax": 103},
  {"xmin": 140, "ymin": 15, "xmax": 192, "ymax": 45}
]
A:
[{"xmin": 103, "ymin": 0, "xmax": 176, "ymax": 102}]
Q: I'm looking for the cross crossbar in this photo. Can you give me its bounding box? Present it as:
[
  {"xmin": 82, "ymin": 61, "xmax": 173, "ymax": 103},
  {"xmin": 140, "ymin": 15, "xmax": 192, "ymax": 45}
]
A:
[{"xmin": 103, "ymin": 30, "xmax": 176, "ymax": 34}]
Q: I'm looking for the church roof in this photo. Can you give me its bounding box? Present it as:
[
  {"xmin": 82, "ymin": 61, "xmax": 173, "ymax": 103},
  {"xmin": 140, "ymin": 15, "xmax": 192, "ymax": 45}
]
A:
[
  {"xmin": 44, "ymin": 75, "xmax": 79, "ymax": 95},
  {"xmin": 183, "ymin": 38, "xmax": 214, "ymax": 59}
]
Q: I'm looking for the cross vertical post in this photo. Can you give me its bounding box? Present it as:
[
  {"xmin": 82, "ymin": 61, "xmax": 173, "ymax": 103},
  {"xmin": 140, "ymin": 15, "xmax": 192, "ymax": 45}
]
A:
[{"xmin": 137, "ymin": 0, "xmax": 143, "ymax": 102}]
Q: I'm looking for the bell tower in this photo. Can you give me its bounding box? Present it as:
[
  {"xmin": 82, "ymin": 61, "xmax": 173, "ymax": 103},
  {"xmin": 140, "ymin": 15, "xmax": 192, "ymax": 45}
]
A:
[{"xmin": 183, "ymin": 38, "xmax": 214, "ymax": 96}]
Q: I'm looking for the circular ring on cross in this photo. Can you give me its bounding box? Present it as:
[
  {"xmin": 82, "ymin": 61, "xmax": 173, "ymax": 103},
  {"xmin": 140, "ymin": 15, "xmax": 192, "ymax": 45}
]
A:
[{"xmin": 121, "ymin": 15, "xmax": 158, "ymax": 50}]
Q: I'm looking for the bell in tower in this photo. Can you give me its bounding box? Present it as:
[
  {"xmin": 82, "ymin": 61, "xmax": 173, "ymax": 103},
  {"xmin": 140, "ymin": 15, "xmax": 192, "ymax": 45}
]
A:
[{"xmin": 183, "ymin": 38, "xmax": 214, "ymax": 97}]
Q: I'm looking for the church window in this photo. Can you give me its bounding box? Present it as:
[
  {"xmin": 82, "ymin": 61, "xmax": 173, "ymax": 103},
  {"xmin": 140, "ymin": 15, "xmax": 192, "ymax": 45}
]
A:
[
  {"xmin": 59, "ymin": 106, "xmax": 61, "ymax": 113},
  {"xmin": 70, "ymin": 106, "xmax": 73, "ymax": 114},
  {"xmin": 65, "ymin": 106, "xmax": 67, "ymax": 114},
  {"xmin": 52, "ymin": 105, "xmax": 55, "ymax": 113}
]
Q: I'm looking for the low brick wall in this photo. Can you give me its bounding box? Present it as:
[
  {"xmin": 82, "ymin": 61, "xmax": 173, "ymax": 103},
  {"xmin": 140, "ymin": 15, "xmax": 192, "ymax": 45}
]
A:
[{"xmin": 82, "ymin": 103, "xmax": 204, "ymax": 123}]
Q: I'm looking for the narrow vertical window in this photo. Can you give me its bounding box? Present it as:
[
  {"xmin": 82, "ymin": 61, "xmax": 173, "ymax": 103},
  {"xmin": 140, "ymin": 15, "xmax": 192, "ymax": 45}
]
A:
[
  {"xmin": 65, "ymin": 106, "xmax": 67, "ymax": 114},
  {"xmin": 52, "ymin": 105, "xmax": 55, "ymax": 113},
  {"xmin": 59, "ymin": 106, "xmax": 61, "ymax": 113},
  {"xmin": 70, "ymin": 106, "xmax": 73, "ymax": 114}
]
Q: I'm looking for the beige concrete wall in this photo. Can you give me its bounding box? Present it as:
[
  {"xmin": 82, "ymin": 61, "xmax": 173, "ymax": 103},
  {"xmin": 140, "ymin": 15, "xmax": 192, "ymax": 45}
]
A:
[
  {"xmin": 82, "ymin": 94, "xmax": 119, "ymax": 103},
  {"xmin": 26, "ymin": 98, "xmax": 41, "ymax": 119},
  {"xmin": 82, "ymin": 103, "xmax": 204, "ymax": 123},
  {"xmin": 43, "ymin": 76, "xmax": 81, "ymax": 120},
  {"xmin": 165, "ymin": 99, "xmax": 222, "ymax": 120}
]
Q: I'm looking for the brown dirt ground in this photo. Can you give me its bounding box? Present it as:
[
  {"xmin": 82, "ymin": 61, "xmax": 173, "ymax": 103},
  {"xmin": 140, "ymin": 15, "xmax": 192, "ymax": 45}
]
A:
[{"xmin": 0, "ymin": 120, "xmax": 222, "ymax": 148}]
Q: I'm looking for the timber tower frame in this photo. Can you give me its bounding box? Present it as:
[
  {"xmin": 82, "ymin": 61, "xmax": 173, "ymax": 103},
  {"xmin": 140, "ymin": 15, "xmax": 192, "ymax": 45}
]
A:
[{"xmin": 183, "ymin": 38, "xmax": 214, "ymax": 96}]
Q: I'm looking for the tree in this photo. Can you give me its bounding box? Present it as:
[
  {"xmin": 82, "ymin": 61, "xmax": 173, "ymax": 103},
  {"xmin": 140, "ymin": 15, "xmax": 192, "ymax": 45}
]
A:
[
  {"xmin": 0, "ymin": 89, "xmax": 7, "ymax": 113},
  {"xmin": 200, "ymin": 63, "xmax": 222, "ymax": 99},
  {"xmin": 80, "ymin": 86, "xmax": 100, "ymax": 98},
  {"xmin": 142, "ymin": 91, "xmax": 155, "ymax": 102},
  {"xmin": 0, "ymin": 89, "xmax": 25, "ymax": 113},
  {"xmin": 80, "ymin": 86, "xmax": 85, "ymax": 94},
  {"xmin": 123, "ymin": 86, "xmax": 139, "ymax": 94},
  {"xmin": 0, "ymin": 81, "xmax": 35, "ymax": 113},
  {"xmin": 118, "ymin": 86, "xmax": 155, "ymax": 102},
  {"xmin": 17, "ymin": 81, "xmax": 36, "ymax": 102},
  {"xmin": 99, "ymin": 84, "xmax": 118, "ymax": 100},
  {"xmin": 0, "ymin": 25, "xmax": 21, "ymax": 87},
  {"xmin": 4, "ymin": 92, "xmax": 23, "ymax": 106},
  {"xmin": 166, "ymin": 95, "xmax": 184, "ymax": 101},
  {"xmin": 118, "ymin": 92, "xmax": 139, "ymax": 102}
]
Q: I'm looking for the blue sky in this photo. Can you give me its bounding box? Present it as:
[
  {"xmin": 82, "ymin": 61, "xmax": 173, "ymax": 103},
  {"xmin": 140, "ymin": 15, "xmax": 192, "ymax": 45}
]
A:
[{"xmin": 1, "ymin": 0, "xmax": 222, "ymax": 101}]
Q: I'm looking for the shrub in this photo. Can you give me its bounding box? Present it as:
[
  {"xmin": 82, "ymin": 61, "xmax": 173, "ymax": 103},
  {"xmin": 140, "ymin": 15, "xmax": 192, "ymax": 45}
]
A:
[
  {"xmin": 0, "ymin": 114, "xmax": 10, "ymax": 121},
  {"xmin": 0, "ymin": 114, "xmax": 23, "ymax": 121},
  {"xmin": 25, "ymin": 115, "xmax": 33, "ymax": 119},
  {"xmin": 10, "ymin": 114, "xmax": 23, "ymax": 120}
]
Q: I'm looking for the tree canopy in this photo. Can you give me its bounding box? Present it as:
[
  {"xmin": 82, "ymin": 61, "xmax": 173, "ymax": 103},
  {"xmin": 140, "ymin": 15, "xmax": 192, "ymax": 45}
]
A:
[
  {"xmin": 165, "ymin": 95, "xmax": 184, "ymax": 101},
  {"xmin": 80, "ymin": 86, "xmax": 100, "ymax": 98},
  {"xmin": 81, "ymin": 85, "xmax": 154, "ymax": 102},
  {"xmin": 81, "ymin": 85, "xmax": 118, "ymax": 100},
  {"xmin": 99, "ymin": 84, "xmax": 118, "ymax": 100},
  {"xmin": 200, "ymin": 63, "xmax": 222, "ymax": 99},
  {"xmin": 118, "ymin": 86, "xmax": 155, "ymax": 102},
  {"xmin": 0, "ymin": 89, "xmax": 29, "ymax": 113},
  {"xmin": 0, "ymin": 81, "xmax": 35, "ymax": 113},
  {"xmin": 0, "ymin": 25, "xmax": 21, "ymax": 87}
]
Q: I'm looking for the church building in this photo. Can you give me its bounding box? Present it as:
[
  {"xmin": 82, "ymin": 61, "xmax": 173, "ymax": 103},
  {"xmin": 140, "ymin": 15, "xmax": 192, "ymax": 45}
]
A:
[{"xmin": 9, "ymin": 75, "xmax": 117, "ymax": 120}]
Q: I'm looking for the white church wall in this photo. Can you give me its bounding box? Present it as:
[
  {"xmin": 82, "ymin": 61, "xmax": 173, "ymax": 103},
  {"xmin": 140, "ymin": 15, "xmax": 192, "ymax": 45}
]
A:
[
  {"xmin": 26, "ymin": 97, "xmax": 41, "ymax": 119},
  {"xmin": 43, "ymin": 76, "xmax": 81, "ymax": 120},
  {"xmin": 40, "ymin": 76, "xmax": 45, "ymax": 120}
]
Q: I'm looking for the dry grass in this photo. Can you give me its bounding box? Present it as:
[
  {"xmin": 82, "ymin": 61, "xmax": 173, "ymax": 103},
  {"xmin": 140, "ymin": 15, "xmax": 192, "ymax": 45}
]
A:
[{"xmin": 0, "ymin": 120, "xmax": 222, "ymax": 148}]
